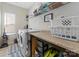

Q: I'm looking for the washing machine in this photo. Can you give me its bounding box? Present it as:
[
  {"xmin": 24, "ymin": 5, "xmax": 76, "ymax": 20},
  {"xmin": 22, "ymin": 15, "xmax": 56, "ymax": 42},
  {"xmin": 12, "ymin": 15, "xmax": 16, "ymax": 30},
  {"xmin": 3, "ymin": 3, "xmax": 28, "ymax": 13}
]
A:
[{"xmin": 17, "ymin": 29, "xmax": 28, "ymax": 57}]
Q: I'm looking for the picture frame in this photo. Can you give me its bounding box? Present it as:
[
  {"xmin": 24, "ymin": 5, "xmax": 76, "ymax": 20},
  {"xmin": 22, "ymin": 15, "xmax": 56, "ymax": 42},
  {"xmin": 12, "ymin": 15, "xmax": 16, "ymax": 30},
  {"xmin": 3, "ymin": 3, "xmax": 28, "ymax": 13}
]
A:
[{"xmin": 44, "ymin": 13, "xmax": 53, "ymax": 22}]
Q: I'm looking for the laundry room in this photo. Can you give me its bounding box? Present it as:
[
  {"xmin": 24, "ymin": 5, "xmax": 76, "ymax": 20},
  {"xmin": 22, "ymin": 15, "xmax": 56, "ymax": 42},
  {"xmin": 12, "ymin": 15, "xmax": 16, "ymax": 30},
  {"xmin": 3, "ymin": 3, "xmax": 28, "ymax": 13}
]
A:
[{"xmin": 0, "ymin": 1, "xmax": 79, "ymax": 57}]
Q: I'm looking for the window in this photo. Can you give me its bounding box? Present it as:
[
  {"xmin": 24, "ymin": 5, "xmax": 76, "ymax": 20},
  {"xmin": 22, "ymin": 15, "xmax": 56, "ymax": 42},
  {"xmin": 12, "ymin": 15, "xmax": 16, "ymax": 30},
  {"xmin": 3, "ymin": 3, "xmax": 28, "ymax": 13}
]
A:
[{"xmin": 4, "ymin": 12, "xmax": 16, "ymax": 34}]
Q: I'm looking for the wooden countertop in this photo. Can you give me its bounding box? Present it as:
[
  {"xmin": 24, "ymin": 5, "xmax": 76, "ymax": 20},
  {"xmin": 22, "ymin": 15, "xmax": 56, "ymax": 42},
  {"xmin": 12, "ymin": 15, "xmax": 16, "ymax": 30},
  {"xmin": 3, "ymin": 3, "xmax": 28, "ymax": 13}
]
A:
[{"xmin": 29, "ymin": 31, "xmax": 79, "ymax": 54}]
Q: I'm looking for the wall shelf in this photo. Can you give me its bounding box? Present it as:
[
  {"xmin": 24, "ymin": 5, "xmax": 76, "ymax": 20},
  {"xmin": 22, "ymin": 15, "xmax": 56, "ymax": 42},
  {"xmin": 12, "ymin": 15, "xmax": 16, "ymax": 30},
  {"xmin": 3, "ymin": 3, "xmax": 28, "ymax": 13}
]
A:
[{"xmin": 29, "ymin": 2, "xmax": 69, "ymax": 19}]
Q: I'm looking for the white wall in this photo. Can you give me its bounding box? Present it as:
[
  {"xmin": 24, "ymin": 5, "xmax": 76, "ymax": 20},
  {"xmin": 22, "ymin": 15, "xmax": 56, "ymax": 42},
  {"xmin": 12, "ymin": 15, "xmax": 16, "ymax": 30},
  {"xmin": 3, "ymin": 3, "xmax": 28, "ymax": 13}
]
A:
[
  {"xmin": 28, "ymin": 3, "xmax": 50, "ymax": 31},
  {"xmin": 28, "ymin": 13, "xmax": 51, "ymax": 31},
  {"xmin": 0, "ymin": 2, "xmax": 28, "ymax": 36},
  {"xmin": 28, "ymin": 2, "xmax": 79, "ymax": 31},
  {"xmin": 0, "ymin": 3, "xmax": 1, "ymax": 36}
]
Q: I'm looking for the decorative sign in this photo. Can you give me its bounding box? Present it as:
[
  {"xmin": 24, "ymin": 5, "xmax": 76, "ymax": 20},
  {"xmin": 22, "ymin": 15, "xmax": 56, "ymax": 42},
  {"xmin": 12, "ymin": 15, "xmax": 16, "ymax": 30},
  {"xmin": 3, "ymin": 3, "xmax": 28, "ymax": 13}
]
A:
[{"xmin": 44, "ymin": 13, "xmax": 53, "ymax": 22}]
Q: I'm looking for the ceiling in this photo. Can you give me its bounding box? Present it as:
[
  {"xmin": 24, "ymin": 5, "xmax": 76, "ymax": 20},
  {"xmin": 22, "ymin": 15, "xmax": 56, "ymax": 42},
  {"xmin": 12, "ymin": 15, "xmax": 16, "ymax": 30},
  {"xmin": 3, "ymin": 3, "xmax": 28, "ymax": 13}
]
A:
[{"xmin": 7, "ymin": 2, "xmax": 37, "ymax": 10}]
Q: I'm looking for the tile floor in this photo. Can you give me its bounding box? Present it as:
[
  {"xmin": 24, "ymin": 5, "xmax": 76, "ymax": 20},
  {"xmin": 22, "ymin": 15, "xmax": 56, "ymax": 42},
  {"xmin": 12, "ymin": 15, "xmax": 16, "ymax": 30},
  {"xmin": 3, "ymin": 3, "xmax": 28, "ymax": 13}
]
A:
[
  {"xmin": 0, "ymin": 35, "xmax": 15, "ymax": 57},
  {"xmin": 0, "ymin": 34, "xmax": 29, "ymax": 57},
  {"xmin": 0, "ymin": 44, "xmax": 12, "ymax": 57}
]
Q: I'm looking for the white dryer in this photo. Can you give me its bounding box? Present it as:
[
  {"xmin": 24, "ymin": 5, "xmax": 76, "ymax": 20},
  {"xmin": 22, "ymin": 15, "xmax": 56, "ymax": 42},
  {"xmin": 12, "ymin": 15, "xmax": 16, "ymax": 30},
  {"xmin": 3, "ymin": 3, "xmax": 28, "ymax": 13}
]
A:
[{"xmin": 17, "ymin": 29, "xmax": 28, "ymax": 57}]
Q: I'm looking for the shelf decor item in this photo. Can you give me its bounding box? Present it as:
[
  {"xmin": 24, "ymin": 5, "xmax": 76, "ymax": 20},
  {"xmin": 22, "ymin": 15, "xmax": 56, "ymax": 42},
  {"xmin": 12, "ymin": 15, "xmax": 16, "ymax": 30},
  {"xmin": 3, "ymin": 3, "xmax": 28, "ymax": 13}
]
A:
[
  {"xmin": 48, "ymin": 2, "xmax": 69, "ymax": 10},
  {"xmin": 33, "ymin": 2, "xmax": 51, "ymax": 16},
  {"xmin": 44, "ymin": 13, "xmax": 53, "ymax": 22}
]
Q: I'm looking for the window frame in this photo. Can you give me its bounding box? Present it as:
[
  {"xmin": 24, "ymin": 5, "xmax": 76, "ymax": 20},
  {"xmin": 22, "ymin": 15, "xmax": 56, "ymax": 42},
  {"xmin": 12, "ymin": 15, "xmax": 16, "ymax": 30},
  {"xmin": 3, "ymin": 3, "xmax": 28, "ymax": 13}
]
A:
[{"xmin": 4, "ymin": 12, "xmax": 16, "ymax": 25}]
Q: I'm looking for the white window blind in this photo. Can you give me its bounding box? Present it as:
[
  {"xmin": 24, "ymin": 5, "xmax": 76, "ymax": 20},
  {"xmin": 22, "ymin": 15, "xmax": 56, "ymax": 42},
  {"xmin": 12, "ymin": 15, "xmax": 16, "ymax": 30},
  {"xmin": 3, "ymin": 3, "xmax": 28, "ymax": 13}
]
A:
[{"xmin": 4, "ymin": 12, "xmax": 16, "ymax": 34}]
